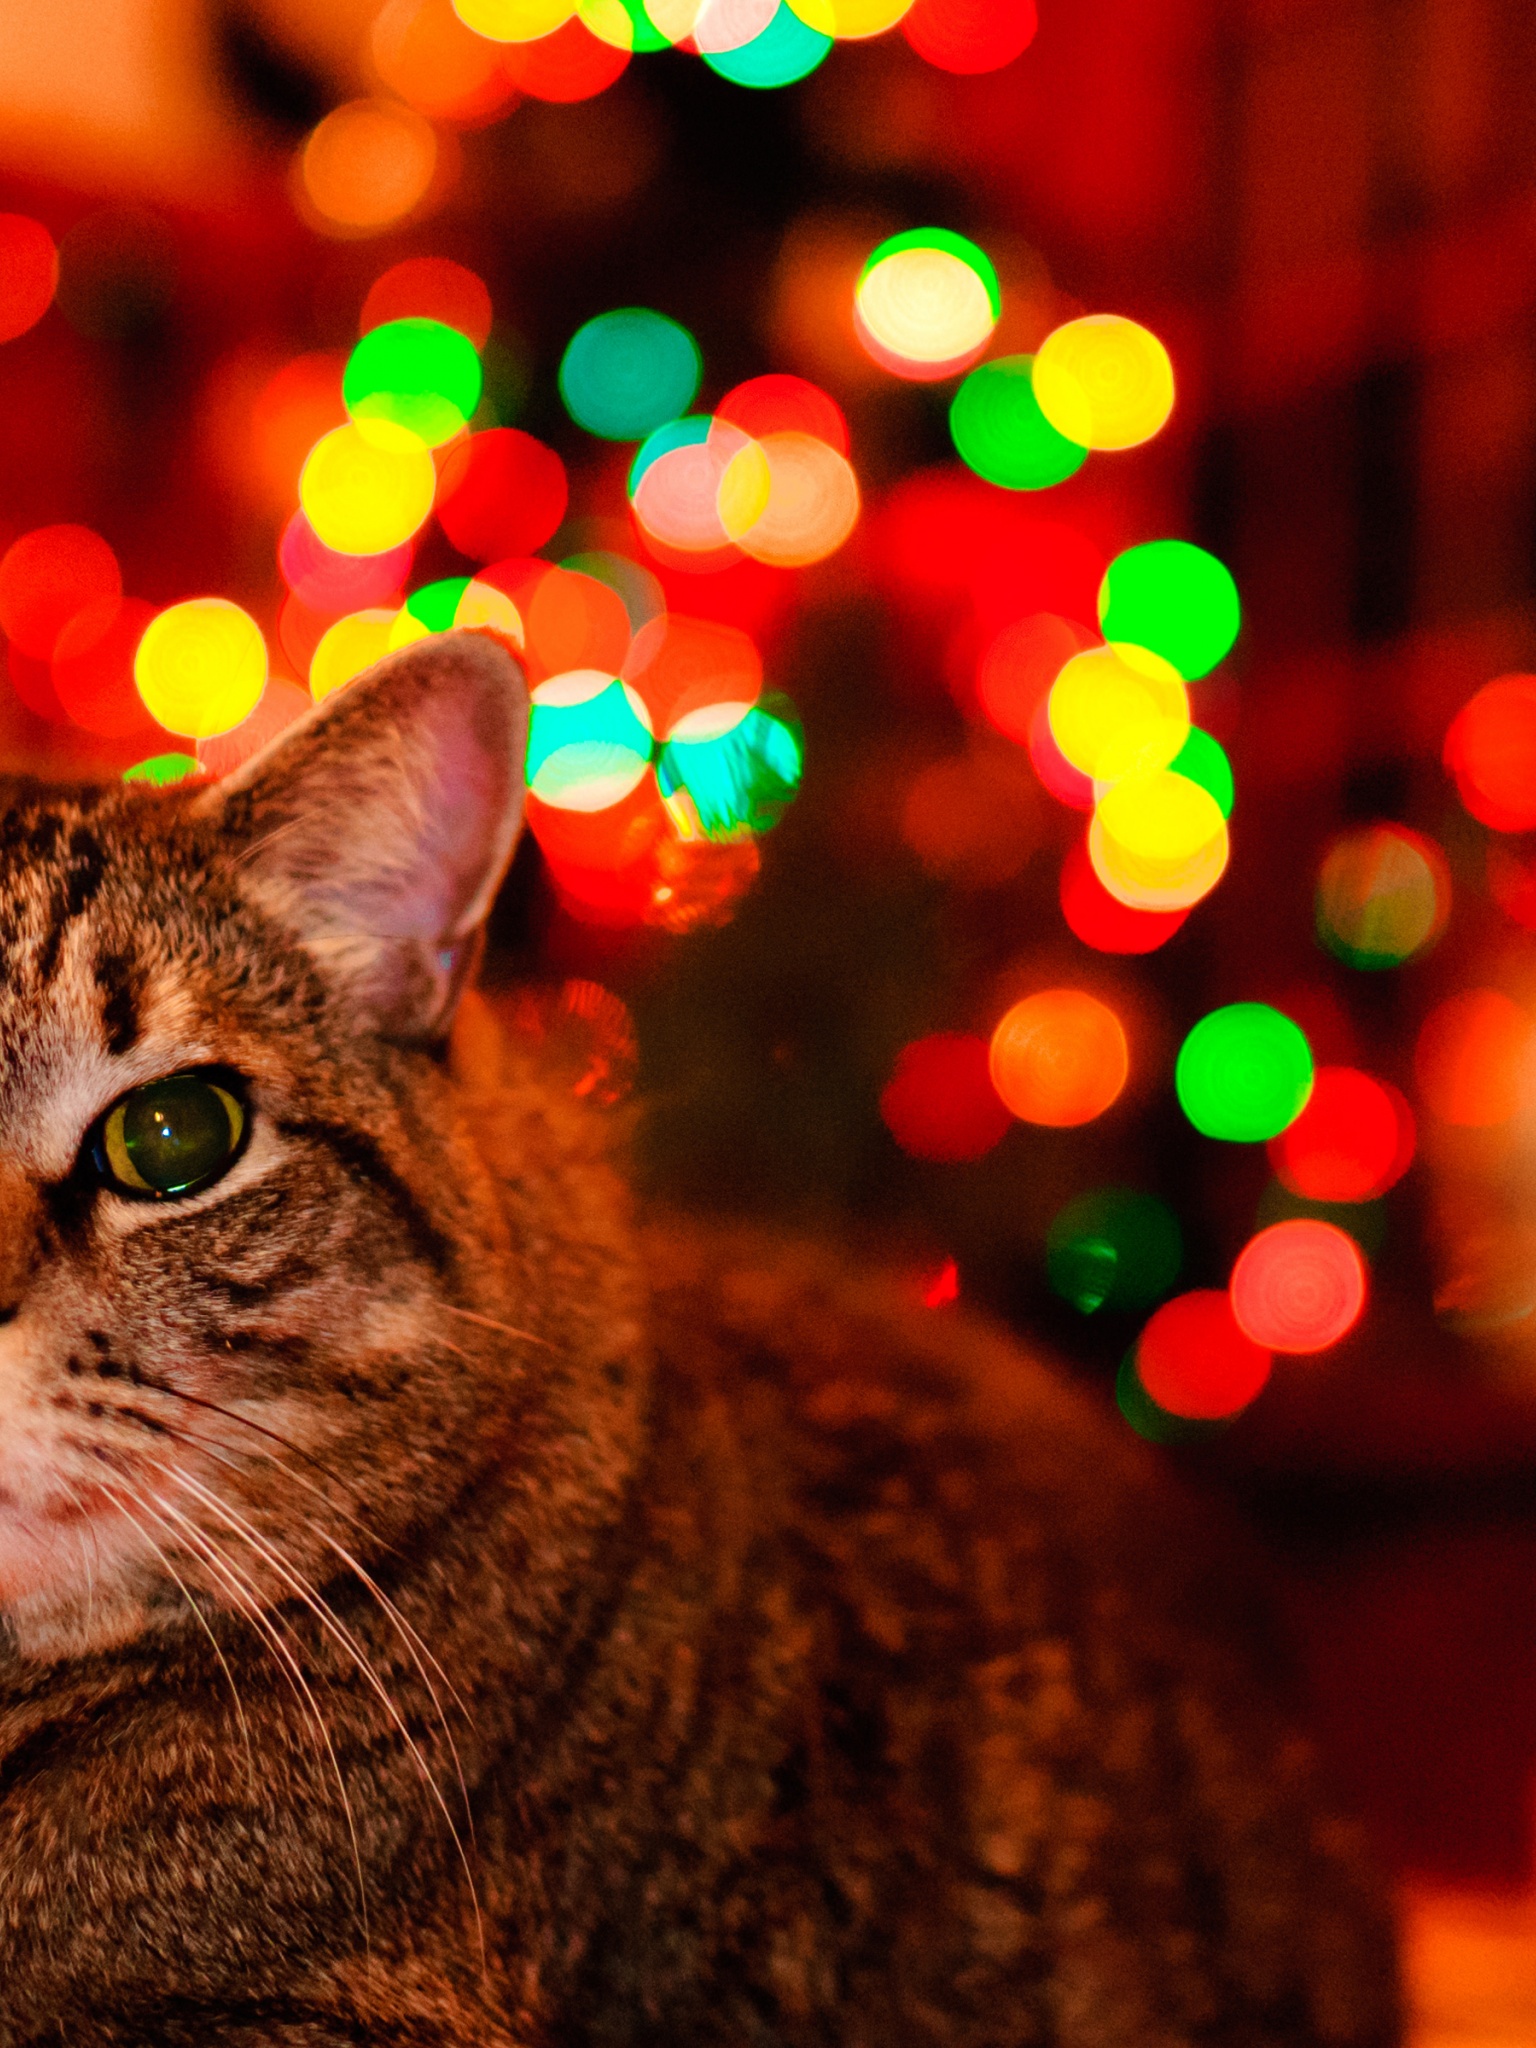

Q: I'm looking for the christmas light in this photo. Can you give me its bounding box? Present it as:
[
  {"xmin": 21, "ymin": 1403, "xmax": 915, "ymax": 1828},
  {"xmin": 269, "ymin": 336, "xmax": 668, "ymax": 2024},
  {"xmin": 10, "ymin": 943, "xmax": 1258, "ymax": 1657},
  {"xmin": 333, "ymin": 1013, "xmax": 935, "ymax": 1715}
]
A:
[
  {"xmin": 1176, "ymin": 1003, "xmax": 1313, "ymax": 1143},
  {"xmin": 559, "ymin": 309, "xmax": 702, "ymax": 441},
  {"xmin": 988, "ymin": 989, "xmax": 1130, "ymax": 1127},
  {"xmin": 1032, "ymin": 315, "xmax": 1175, "ymax": 452},
  {"xmin": 1097, "ymin": 539, "xmax": 1240, "ymax": 680},
  {"xmin": 1230, "ymin": 1219, "xmax": 1367, "ymax": 1353}
]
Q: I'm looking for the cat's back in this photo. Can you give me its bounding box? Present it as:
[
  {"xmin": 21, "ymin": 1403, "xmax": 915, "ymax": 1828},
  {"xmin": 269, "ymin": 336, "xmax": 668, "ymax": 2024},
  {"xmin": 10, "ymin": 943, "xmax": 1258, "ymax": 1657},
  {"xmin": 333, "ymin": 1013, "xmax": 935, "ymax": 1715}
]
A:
[{"xmin": 587, "ymin": 1211, "xmax": 1403, "ymax": 2047}]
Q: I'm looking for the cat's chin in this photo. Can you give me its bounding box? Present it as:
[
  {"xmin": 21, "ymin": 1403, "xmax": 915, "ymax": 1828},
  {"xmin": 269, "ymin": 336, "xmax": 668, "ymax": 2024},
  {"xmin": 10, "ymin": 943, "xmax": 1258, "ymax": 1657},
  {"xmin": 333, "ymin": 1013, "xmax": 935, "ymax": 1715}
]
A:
[{"xmin": 0, "ymin": 1505, "xmax": 154, "ymax": 1662}]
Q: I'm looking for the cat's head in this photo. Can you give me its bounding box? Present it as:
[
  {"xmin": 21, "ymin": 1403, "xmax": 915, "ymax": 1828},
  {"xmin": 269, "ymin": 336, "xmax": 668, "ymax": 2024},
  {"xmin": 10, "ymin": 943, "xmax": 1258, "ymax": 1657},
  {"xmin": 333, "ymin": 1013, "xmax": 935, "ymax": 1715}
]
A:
[{"xmin": 0, "ymin": 630, "xmax": 593, "ymax": 1663}]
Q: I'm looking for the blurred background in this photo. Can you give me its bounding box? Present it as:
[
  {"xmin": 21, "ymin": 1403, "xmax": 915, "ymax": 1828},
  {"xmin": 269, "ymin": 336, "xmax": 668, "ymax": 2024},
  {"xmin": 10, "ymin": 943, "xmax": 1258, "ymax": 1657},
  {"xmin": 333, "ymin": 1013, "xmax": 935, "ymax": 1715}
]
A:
[{"xmin": 4, "ymin": 0, "xmax": 1536, "ymax": 2030}]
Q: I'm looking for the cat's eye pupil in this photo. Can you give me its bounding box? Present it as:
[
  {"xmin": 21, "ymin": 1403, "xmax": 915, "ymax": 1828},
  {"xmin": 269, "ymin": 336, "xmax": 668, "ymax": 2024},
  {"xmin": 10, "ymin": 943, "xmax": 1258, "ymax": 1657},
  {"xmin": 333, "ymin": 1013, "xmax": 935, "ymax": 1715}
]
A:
[{"xmin": 104, "ymin": 1076, "xmax": 245, "ymax": 1198}]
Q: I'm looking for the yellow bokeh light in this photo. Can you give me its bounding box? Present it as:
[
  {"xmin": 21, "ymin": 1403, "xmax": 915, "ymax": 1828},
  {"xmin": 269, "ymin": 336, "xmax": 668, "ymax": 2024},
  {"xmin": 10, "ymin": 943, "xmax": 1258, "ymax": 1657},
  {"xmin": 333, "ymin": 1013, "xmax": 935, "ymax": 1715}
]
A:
[
  {"xmin": 737, "ymin": 431, "xmax": 860, "ymax": 568},
  {"xmin": 299, "ymin": 422, "xmax": 437, "ymax": 556},
  {"xmin": 855, "ymin": 248, "xmax": 996, "ymax": 369},
  {"xmin": 1048, "ymin": 644, "xmax": 1189, "ymax": 782},
  {"xmin": 299, "ymin": 102, "xmax": 439, "ymax": 237},
  {"xmin": 1089, "ymin": 770, "xmax": 1228, "ymax": 910},
  {"xmin": 1032, "ymin": 315, "xmax": 1175, "ymax": 452},
  {"xmin": 134, "ymin": 600, "xmax": 268, "ymax": 740},
  {"xmin": 644, "ymin": 0, "xmax": 705, "ymax": 35},
  {"xmin": 716, "ymin": 439, "xmax": 774, "ymax": 540},
  {"xmin": 455, "ymin": 580, "xmax": 524, "ymax": 642},
  {"xmin": 311, "ymin": 610, "xmax": 398, "ymax": 700},
  {"xmin": 386, "ymin": 606, "xmax": 434, "ymax": 653},
  {"xmin": 826, "ymin": 0, "xmax": 914, "ymax": 33},
  {"xmin": 453, "ymin": 0, "xmax": 576, "ymax": 38}
]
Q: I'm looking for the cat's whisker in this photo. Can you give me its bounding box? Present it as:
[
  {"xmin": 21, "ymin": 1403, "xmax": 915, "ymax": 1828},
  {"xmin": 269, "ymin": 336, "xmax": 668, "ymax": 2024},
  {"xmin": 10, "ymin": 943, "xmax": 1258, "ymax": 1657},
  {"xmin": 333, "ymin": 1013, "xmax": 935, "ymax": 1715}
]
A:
[
  {"xmin": 151, "ymin": 1461, "xmax": 485, "ymax": 1968},
  {"xmin": 126, "ymin": 1367, "xmax": 371, "ymax": 1509},
  {"xmin": 438, "ymin": 1304, "xmax": 555, "ymax": 1349},
  {"xmin": 96, "ymin": 1480, "xmax": 259, "ymax": 1797},
  {"xmin": 124, "ymin": 1476, "xmax": 372, "ymax": 1956}
]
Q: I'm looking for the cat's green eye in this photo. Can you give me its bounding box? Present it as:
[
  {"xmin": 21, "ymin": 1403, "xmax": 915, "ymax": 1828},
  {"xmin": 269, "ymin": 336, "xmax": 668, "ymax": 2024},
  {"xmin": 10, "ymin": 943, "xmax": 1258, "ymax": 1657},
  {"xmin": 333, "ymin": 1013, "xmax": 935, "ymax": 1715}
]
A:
[{"xmin": 98, "ymin": 1074, "xmax": 247, "ymax": 1200}]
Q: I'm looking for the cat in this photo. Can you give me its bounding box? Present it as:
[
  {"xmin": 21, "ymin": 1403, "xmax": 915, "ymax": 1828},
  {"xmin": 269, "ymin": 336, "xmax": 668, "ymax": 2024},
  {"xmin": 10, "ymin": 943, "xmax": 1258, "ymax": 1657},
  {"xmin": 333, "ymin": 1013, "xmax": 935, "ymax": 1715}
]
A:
[{"xmin": 0, "ymin": 629, "xmax": 1399, "ymax": 2046}]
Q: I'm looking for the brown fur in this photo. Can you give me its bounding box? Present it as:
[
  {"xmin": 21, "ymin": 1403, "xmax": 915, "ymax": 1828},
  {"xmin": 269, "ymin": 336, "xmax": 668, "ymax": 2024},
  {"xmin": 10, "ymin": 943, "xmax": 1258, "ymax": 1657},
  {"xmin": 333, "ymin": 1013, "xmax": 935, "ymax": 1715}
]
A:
[{"xmin": 0, "ymin": 634, "xmax": 1399, "ymax": 2045}]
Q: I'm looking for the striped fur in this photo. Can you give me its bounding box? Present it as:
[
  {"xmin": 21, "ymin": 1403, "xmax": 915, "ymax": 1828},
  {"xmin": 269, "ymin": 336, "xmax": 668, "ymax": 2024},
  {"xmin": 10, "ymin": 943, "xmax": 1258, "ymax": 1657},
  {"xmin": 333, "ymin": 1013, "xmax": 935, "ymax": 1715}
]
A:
[{"xmin": 0, "ymin": 634, "xmax": 1399, "ymax": 2045}]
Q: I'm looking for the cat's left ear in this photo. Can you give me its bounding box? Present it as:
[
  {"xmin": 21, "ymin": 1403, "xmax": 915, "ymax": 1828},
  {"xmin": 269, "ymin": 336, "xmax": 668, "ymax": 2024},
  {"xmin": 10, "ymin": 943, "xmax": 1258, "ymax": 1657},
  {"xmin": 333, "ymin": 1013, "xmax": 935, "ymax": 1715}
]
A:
[{"xmin": 197, "ymin": 629, "xmax": 528, "ymax": 1042}]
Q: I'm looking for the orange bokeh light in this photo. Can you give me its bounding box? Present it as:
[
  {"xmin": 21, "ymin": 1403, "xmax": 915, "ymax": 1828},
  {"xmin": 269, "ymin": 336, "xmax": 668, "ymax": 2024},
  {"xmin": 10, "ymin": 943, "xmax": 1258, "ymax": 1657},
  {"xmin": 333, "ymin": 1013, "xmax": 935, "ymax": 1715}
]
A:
[
  {"xmin": 1416, "ymin": 988, "xmax": 1536, "ymax": 1126},
  {"xmin": 300, "ymin": 101, "xmax": 441, "ymax": 236},
  {"xmin": 988, "ymin": 988, "xmax": 1129, "ymax": 1126},
  {"xmin": 1444, "ymin": 673, "xmax": 1536, "ymax": 832}
]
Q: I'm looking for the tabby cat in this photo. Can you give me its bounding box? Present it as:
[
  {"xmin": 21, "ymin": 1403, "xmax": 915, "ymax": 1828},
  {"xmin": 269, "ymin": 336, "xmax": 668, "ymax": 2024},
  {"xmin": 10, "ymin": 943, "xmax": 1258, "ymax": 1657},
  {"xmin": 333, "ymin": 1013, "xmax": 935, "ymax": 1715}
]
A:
[{"xmin": 0, "ymin": 631, "xmax": 1398, "ymax": 2045}]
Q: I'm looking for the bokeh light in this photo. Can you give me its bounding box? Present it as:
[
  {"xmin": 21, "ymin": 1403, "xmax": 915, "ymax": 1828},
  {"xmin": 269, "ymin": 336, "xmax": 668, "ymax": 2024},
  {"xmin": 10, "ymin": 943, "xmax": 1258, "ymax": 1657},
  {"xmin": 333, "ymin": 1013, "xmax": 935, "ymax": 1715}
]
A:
[
  {"xmin": 454, "ymin": 0, "xmax": 576, "ymax": 38},
  {"xmin": 279, "ymin": 511, "xmax": 412, "ymax": 614},
  {"xmin": 1048, "ymin": 643, "xmax": 1190, "ymax": 781},
  {"xmin": 1089, "ymin": 769, "xmax": 1228, "ymax": 910},
  {"xmin": 950, "ymin": 355, "xmax": 1087, "ymax": 490},
  {"xmin": 900, "ymin": 0, "xmax": 1037, "ymax": 72},
  {"xmin": 1135, "ymin": 1290, "xmax": 1272, "ymax": 1419},
  {"xmin": 631, "ymin": 417, "xmax": 750, "ymax": 557},
  {"xmin": 310, "ymin": 610, "xmax": 397, "ymax": 699},
  {"xmin": 1230, "ymin": 1219, "xmax": 1368, "ymax": 1354},
  {"xmin": 300, "ymin": 422, "xmax": 437, "ymax": 555},
  {"xmin": 124, "ymin": 753, "xmax": 202, "ymax": 787},
  {"xmin": 988, "ymin": 988, "xmax": 1129, "ymax": 1127},
  {"xmin": 249, "ymin": 353, "xmax": 347, "ymax": 512},
  {"xmin": 1097, "ymin": 540, "xmax": 1240, "ymax": 681},
  {"xmin": 360, "ymin": 258, "xmax": 494, "ymax": 350},
  {"xmin": 559, "ymin": 309, "xmax": 702, "ymax": 441},
  {"xmin": 977, "ymin": 612, "xmax": 1097, "ymax": 745},
  {"xmin": 528, "ymin": 669, "xmax": 652, "ymax": 790},
  {"xmin": 0, "ymin": 216, "xmax": 59, "ymax": 343},
  {"xmin": 52, "ymin": 595, "xmax": 157, "ymax": 738},
  {"xmin": 700, "ymin": 1, "xmax": 834, "ymax": 87},
  {"xmin": 1168, "ymin": 725, "xmax": 1233, "ymax": 816},
  {"xmin": 1176, "ymin": 1002, "xmax": 1314, "ymax": 1142},
  {"xmin": 656, "ymin": 699, "xmax": 802, "ymax": 837},
  {"xmin": 1059, "ymin": 838, "xmax": 1190, "ymax": 952},
  {"xmin": 880, "ymin": 1032, "xmax": 1012, "ymax": 1161},
  {"xmin": 1268, "ymin": 1067, "xmax": 1415, "ymax": 1203},
  {"xmin": 504, "ymin": 16, "xmax": 632, "ymax": 96},
  {"xmin": 1032, "ymin": 315, "xmax": 1175, "ymax": 451},
  {"xmin": 855, "ymin": 230, "xmax": 1000, "ymax": 379},
  {"xmin": 343, "ymin": 317, "xmax": 482, "ymax": 448},
  {"xmin": 1444, "ymin": 673, "xmax": 1536, "ymax": 831},
  {"xmin": 300, "ymin": 101, "xmax": 440, "ymax": 237},
  {"xmin": 1315, "ymin": 823, "xmax": 1450, "ymax": 970},
  {"xmin": 715, "ymin": 373, "xmax": 848, "ymax": 452},
  {"xmin": 623, "ymin": 611, "xmax": 762, "ymax": 735},
  {"xmin": 1416, "ymin": 988, "xmax": 1536, "ymax": 1126},
  {"xmin": 436, "ymin": 430, "xmax": 569, "ymax": 560},
  {"xmin": 734, "ymin": 430, "xmax": 860, "ymax": 567},
  {"xmin": 1046, "ymin": 1187, "xmax": 1181, "ymax": 1314},
  {"xmin": 134, "ymin": 600, "xmax": 268, "ymax": 739},
  {"xmin": 0, "ymin": 526, "xmax": 121, "ymax": 659},
  {"xmin": 499, "ymin": 561, "xmax": 632, "ymax": 682},
  {"xmin": 825, "ymin": 0, "xmax": 915, "ymax": 34},
  {"xmin": 372, "ymin": 0, "xmax": 517, "ymax": 122},
  {"xmin": 565, "ymin": 550, "xmax": 665, "ymax": 633}
]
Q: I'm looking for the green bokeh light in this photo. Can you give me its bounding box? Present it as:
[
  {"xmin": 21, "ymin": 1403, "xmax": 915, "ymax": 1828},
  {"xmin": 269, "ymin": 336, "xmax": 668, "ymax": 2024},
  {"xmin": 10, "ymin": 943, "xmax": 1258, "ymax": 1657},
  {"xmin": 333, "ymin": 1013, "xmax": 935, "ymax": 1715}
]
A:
[
  {"xmin": 1098, "ymin": 539, "xmax": 1241, "ymax": 681},
  {"xmin": 1175, "ymin": 1003, "xmax": 1314, "ymax": 1142},
  {"xmin": 1046, "ymin": 1188, "xmax": 1182, "ymax": 1315},
  {"xmin": 405, "ymin": 577, "xmax": 471, "ymax": 632},
  {"xmin": 1116, "ymin": 1351, "xmax": 1228, "ymax": 1445},
  {"xmin": 123, "ymin": 752, "xmax": 200, "ymax": 787},
  {"xmin": 858, "ymin": 228, "xmax": 1001, "ymax": 319},
  {"xmin": 576, "ymin": 0, "xmax": 674, "ymax": 50},
  {"xmin": 526, "ymin": 678, "xmax": 653, "ymax": 786},
  {"xmin": 656, "ymin": 699, "xmax": 802, "ymax": 838},
  {"xmin": 559, "ymin": 309, "xmax": 702, "ymax": 442},
  {"xmin": 344, "ymin": 318, "xmax": 482, "ymax": 449},
  {"xmin": 949, "ymin": 356, "xmax": 1087, "ymax": 491},
  {"xmin": 1169, "ymin": 726, "xmax": 1233, "ymax": 817},
  {"xmin": 701, "ymin": 1, "xmax": 833, "ymax": 88}
]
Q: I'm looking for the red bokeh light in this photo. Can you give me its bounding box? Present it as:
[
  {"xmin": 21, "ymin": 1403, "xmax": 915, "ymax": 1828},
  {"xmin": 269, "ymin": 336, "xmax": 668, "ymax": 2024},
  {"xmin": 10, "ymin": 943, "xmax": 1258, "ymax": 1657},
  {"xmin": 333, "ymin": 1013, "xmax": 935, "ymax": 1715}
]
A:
[
  {"xmin": 0, "ymin": 526, "xmax": 121, "ymax": 660},
  {"xmin": 436, "ymin": 429, "xmax": 568, "ymax": 562},
  {"xmin": 967, "ymin": 518, "xmax": 1106, "ymax": 634},
  {"xmin": 715, "ymin": 374, "xmax": 849, "ymax": 454},
  {"xmin": 278, "ymin": 512, "xmax": 412, "ymax": 614},
  {"xmin": 901, "ymin": 0, "xmax": 1038, "ymax": 74},
  {"xmin": 1268, "ymin": 1066, "xmax": 1415, "ymax": 1202},
  {"xmin": 622, "ymin": 613, "xmax": 761, "ymax": 737},
  {"xmin": 50, "ymin": 595, "xmax": 157, "ymax": 739},
  {"xmin": 502, "ymin": 19, "xmax": 629, "ymax": 102},
  {"xmin": 360, "ymin": 257, "xmax": 494, "ymax": 349},
  {"xmin": 1230, "ymin": 1219, "xmax": 1368, "ymax": 1354},
  {"xmin": 1059, "ymin": 838, "xmax": 1190, "ymax": 952},
  {"xmin": 1028, "ymin": 693, "xmax": 1094, "ymax": 808},
  {"xmin": 879, "ymin": 1033, "xmax": 1012, "ymax": 1162},
  {"xmin": 977, "ymin": 611, "xmax": 1098, "ymax": 744},
  {"xmin": 0, "ymin": 215, "xmax": 59, "ymax": 343},
  {"xmin": 1136, "ymin": 1290, "xmax": 1272, "ymax": 1420},
  {"xmin": 1444, "ymin": 674, "xmax": 1536, "ymax": 832}
]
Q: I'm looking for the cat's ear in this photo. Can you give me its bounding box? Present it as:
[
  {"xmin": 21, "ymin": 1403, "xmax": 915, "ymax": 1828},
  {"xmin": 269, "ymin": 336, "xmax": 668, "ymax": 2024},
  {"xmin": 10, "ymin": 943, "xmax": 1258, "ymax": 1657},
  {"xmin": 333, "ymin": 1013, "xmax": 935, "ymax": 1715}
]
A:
[{"xmin": 197, "ymin": 629, "xmax": 528, "ymax": 1042}]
